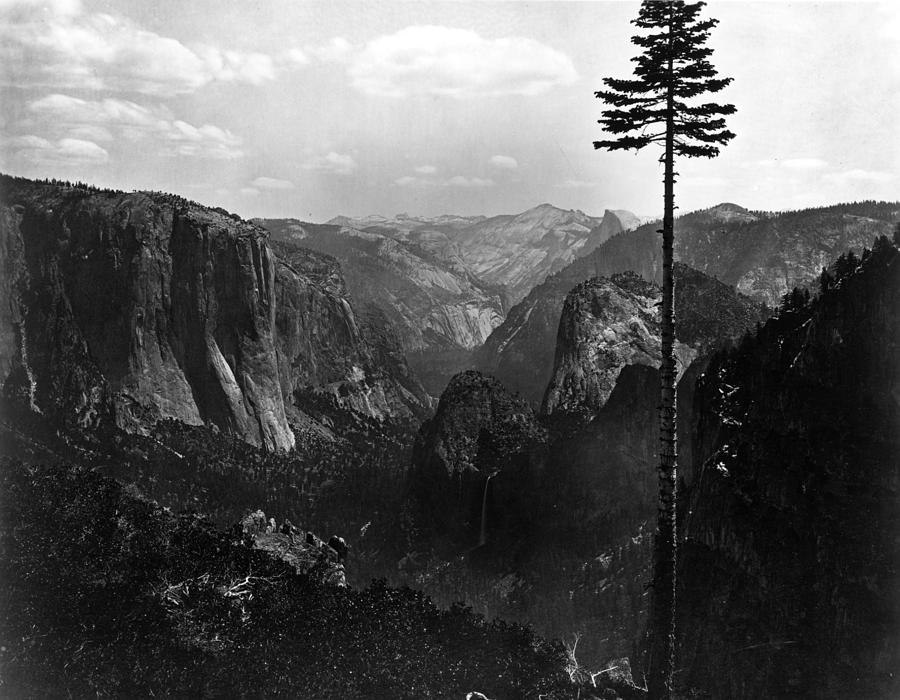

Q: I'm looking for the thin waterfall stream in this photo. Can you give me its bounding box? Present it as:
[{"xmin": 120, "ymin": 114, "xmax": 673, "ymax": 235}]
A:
[{"xmin": 478, "ymin": 471, "xmax": 497, "ymax": 547}]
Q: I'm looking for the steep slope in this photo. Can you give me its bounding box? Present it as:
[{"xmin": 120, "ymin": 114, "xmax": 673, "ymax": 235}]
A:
[
  {"xmin": 478, "ymin": 200, "xmax": 898, "ymax": 406},
  {"xmin": 407, "ymin": 370, "xmax": 548, "ymax": 552},
  {"xmin": 0, "ymin": 176, "xmax": 429, "ymax": 452},
  {"xmin": 0, "ymin": 460, "xmax": 585, "ymax": 700},
  {"xmin": 256, "ymin": 218, "xmax": 505, "ymax": 393},
  {"xmin": 676, "ymin": 237, "xmax": 900, "ymax": 699}
]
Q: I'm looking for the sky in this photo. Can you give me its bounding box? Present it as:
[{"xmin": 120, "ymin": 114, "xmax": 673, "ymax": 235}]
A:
[{"xmin": 1, "ymin": 0, "xmax": 898, "ymax": 221}]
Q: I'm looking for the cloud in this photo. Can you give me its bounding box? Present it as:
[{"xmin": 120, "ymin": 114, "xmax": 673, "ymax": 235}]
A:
[
  {"xmin": 7, "ymin": 134, "xmax": 109, "ymax": 165},
  {"xmin": 823, "ymin": 169, "xmax": 896, "ymax": 185},
  {"xmin": 282, "ymin": 48, "xmax": 310, "ymax": 67},
  {"xmin": 251, "ymin": 176, "xmax": 296, "ymax": 190},
  {"xmin": 489, "ymin": 155, "xmax": 518, "ymax": 170},
  {"xmin": 167, "ymin": 120, "xmax": 242, "ymax": 159},
  {"xmin": 348, "ymin": 25, "xmax": 578, "ymax": 98},
  {"xmin": 302, "ymin": 151, "xmax": 358, "ymax": 175},
  {"xmin": 240, "ymin": 187, "xmax": 261, "ymax": 197},
  {"xmin": 414, "ymin": 164, "xmax": 437, "ymax": 175},
  {"xmin": 0, "ymin": 0, "xmax": 308, "ymax": 95},
  {"xmin": 27, "ymin": 93, "xmax": 243, "ymax": 159},
  {"xmin": 446, "ymin": 175, "xmax": 494, "ymax": 188},
  {"xmin": 394, "ymin": 175, "xmax": 435, "ymax": 188}
]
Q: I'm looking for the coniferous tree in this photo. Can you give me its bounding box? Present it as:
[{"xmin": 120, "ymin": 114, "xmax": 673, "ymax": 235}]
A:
[{"xmin": 593, "ymin": 3, "xmax": 735, "ymax": 698}]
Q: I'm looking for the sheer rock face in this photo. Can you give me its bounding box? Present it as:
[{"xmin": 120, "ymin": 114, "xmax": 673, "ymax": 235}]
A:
[
  {"xmin": 541, "ymin": 265, "xmax": 766, "ymax": 418},
  {"xmin": 678, "ymin": 239, "xmax": 900, "ymax": 699},
  {"xmin": 272, "ymin": 240, "xmax": 432, "ymax": 423},
  {"xmin": 0, "ymin": 177, "xmax": 429, "ymax": 451},
  {"xmin": 257, "ymin": 219, "xmax": 505, "ymax": 393}
]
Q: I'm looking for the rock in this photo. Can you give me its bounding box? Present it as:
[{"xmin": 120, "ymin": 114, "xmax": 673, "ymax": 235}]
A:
[
  {"xmin": 407, "ymin": 370, "xmax": 547, "ymax": 551},
  {"xmin": 240, "ymin": 510, "xmax": 268, "ymax": 537},
  {"xmin": 541, "ymin": 266, "xmax": 766, "ymax": 418},
  {"xmin": 0, "ymin": 176, "xmax": 431, "ymax": 449},
  {"xmin": 328, "ymin": 535, "xmax": 349, "ymax": 562}
]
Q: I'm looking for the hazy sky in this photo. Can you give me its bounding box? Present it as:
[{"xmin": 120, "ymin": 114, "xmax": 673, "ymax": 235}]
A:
[{"xmin": 1, "ymin": 0, "xmax": 898, "ymax": 220}]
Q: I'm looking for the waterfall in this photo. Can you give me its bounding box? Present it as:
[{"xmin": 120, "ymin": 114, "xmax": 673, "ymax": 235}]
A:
[
  {"xmin": 18, "ymin": 320, "xmax": 41, "ymax": 414},
  {"xmin": 478, "ymin": 472, "xmax": 497, "ymax": 547}
]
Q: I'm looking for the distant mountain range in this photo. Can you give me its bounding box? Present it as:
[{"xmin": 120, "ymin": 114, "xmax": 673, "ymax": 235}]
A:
[
  {"xmin": 477, "ymin": 199, "xmax": 899, "ymax": 406},
  {"xmin": 324, "ymin": 205, "xmax": 643, "ymax": 305},
  {"xmin": 257, "ymin": 204, "xmax": 641, "ymax": 391}
]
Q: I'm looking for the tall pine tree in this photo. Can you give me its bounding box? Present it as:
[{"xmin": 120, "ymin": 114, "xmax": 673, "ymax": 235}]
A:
[{"xmin": 594, "ymin": 3, "xmax": 735, "ymax": 698}]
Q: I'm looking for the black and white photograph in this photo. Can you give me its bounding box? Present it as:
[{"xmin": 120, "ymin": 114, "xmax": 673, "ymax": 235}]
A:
[{"xmin": 0, "ymin": 0, "xmax": 898, "ymax": 697}]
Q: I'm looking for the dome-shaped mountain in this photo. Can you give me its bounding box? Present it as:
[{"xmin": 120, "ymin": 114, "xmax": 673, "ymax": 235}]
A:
[{"xmin": 407, "ymin": 370, "xmax": 547, "ymax": 551}]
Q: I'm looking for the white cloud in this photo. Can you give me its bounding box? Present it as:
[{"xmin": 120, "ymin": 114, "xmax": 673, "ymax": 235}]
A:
[
  {"xmin": 167, "ymin": 120, "xmax": 242, "ymax": 159},
  {"xmin": 240, "ymin": 187, "xmax": 261, "ymax": 197},
  {"xmin": 394, "ymin": 175, "xmax": 434, "ymax": 188},
  {"xmin": 30, "ymin": 93, "xmax": 164, "ymax": 128},
  {"xmin": 823, "ymin": 169, "xmax": 896, "ymax": 185},
  {"xmin": 7, "ymin": 134, "xmax": 109, "ymax": 165},
  {"xmin": 446, "ymin": 175, "xmax": 494, "ymax": 188},
  {"xmin": 0, "ymin": 0, "xmax": 307, "ymax": 95},
  {"xmin": 67, "ymin": 124, "xmax": 114, "ymax": 142},
  {"xmin": 489, "ymin": 155, "xmax": 518, "ymax": 170},
  {"xmin": 348, "ymin": 25, "xmax": 578, "ymax": 98},
  {"xmin": 414, "ymin": 164, "xmax": 437, "ymax": 175},
  {"xmin": 251, "ymin": 176, "xmax": 296, "ymax": 190},
  {"xmin": 282, "ymin": 48, "xmax": 310, "ymax": 67},
  {"xmin": 302, "ymin": 151, "xmax": 358, "ymax": 175},
  {"xmin": 27, "ymin": 93, "xmax": 243, "ymax": 159}
]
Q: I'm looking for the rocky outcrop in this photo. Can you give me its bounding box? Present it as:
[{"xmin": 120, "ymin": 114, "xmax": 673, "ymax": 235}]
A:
[
  {"xmin": 540, "ymin": 265, "xmax": 766, "ymax": 417},
  {"xmin": 677, "ymin": 237, "xmax": 900, "ymax": 699},
  {"xmin": 541, "ymin": 272, "xmax": 697, "ymax": 417},
  {"xmin": 237, "ymin": 509, "xmax": 347, "ymax": 586},
  {"xmin": 0, "ymin": 176, "xmax": 429, "ymax": 451}
]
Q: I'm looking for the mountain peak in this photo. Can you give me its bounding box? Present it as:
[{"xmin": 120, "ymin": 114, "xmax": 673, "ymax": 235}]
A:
[{"xmin": 706, "ymin": 202, "xmax": 756, "ymax": 223}]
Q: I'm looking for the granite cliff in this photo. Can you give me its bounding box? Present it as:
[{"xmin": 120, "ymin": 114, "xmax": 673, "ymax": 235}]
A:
[
  {"xmin": 256, "ymin": 218, "xmax": 505, "ymax": 393},
  {"xmin": 0, "ymin": 176, "xmax": 429, "ymax": 451},
  {"xmin": 542, "ymin": 265, "xmax": 766, "ymax": 417}
]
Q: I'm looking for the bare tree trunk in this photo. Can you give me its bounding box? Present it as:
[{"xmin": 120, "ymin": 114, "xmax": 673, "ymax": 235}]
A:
[{"xmin": 648, "ymin": 17, "xmax": 678, "ymax": 699}]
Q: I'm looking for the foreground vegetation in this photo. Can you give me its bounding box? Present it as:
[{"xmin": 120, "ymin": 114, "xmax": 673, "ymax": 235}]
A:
[{"xmin": 0, "ymin": 460, "xmax": 632, "ymax": 699}]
